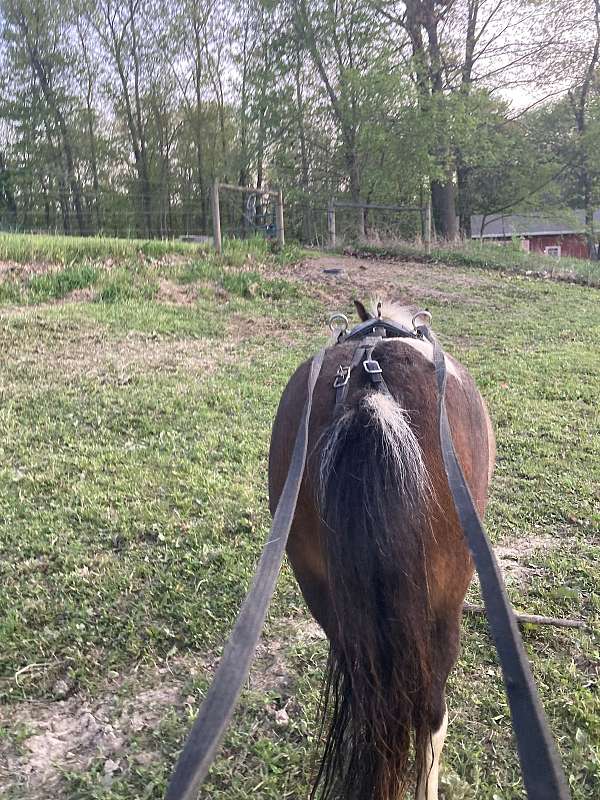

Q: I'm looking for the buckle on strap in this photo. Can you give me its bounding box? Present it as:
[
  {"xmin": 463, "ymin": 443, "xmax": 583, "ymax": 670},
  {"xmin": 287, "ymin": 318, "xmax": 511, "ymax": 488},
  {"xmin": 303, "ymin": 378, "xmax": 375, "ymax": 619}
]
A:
[
  {"xmin": 363, "ymin": 359, "xmax": 382, "ymax": 375},
  {"xmin": 333, "ymin": 365, "xmax": 351, "ymax": 388}
]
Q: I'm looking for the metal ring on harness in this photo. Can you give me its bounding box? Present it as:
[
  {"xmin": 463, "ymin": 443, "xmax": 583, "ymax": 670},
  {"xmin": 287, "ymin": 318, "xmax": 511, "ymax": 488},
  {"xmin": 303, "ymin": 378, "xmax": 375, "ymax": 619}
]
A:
[
  {"xmin": 328, "ymin": 313, "xmax": 348, "ymax": 334},
  {"xmin": 412, "ymin": 310, "xmax": 432, "ymax": 330}
]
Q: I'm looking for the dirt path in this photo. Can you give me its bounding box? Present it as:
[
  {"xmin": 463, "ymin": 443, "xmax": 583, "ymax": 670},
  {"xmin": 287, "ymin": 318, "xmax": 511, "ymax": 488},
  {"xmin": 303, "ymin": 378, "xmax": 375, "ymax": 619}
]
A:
[{"xmin": 273, "ymin": 253, "xmax": 498, "ymax": 309}]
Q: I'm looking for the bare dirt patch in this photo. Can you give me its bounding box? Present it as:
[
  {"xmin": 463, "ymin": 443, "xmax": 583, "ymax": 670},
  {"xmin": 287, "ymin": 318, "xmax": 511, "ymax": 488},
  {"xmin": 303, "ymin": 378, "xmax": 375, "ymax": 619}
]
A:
[
  {"xmin": 272, "ymin": 254, "xmax": 497, "ymax": 308},
  {"xmin": 60, "ymin": 287, "xmax": 97, "ymax": 304},
  {"xmin": 0, "ymin": 259, "xmax": 60, "ymax": 281},
  {"xmin": 0, "ymin": 621, "xmax": 326, "ymax": 799},
  {"xmin": 156, "ymin": 279, "xmax": 198, "ymax": 306},
  {"xmin": 0, "ymin": 308, "xmax": 291, "ymax": 383},
  {"xmin": 0, "ymin": 661, "xmax": 191, "ymax": 799},
  {"xmin": 468, "ymin": 533, "xmax": 576, "ymax": 591},
  {"xmin": 251, "ymin": 617, "xmax": 326, "ymax": 695},
  {"xmin": 227, "ymin": 311, "xmax": 300, "ymax": 347},
  {"xmin": 493, "ymin": 535, "xmax": 560, "ymax": 586},
  {"xmin": 2, "ymin": 327, "xmax": 232, "ymax": 382}
]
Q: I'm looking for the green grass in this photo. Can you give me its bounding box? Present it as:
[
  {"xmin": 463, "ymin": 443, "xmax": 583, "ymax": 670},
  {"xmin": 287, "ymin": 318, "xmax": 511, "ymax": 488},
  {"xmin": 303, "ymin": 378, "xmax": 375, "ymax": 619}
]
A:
[
  {"xmin": 0, "ymin": 231, "xmax": 201, "ymax": 264},
  {"xmin": 353, "ymin": 239, "xmax": 600, "ymax": 287},
  {"xmin": 0, "ymin": 241, "xmax": 598, "ymax": 799},
  {"xmin": 0, "ymin": 235, "xmax": 303, "ymax": 314},
  {"xmin": 0, "ymin": 230, "xmax": 305, "ymax": 268}
]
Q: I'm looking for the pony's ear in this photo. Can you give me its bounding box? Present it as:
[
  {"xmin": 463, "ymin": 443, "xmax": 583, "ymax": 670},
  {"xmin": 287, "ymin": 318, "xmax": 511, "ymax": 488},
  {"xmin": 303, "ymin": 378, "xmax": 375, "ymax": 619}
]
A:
[{"xmin": 354, "ymin": 300, "xmax": 373, "ymax": 321}]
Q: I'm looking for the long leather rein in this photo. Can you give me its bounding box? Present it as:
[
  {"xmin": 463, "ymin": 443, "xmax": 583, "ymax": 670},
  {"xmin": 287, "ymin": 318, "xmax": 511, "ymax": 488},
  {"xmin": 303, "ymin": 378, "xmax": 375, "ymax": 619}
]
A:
[
  {"xmin": 164, "ymin": 348, "xmax": 325, "ymax": 800},
  {"xmin": 165, "ymin": 319, "xmax": 570, "ymax": 800},
  {"xmin": 423, "ymin": 326, "xmax": 570, "ymax": 800}
]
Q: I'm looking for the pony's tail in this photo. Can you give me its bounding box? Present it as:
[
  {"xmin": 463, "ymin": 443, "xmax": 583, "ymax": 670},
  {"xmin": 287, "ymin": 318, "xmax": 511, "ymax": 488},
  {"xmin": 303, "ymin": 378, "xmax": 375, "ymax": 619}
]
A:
[{"xmin": 313, "ymin": 390, "xmax": 434, "ymax": 800}]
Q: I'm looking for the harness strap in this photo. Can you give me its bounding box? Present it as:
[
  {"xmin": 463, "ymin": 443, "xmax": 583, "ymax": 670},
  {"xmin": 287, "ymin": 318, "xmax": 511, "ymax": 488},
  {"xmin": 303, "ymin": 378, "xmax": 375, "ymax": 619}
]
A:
[
  {"xmin": 165, "ymin": 348, "xmax": 326, "ymax": 800},
  {"xmin": 420, "ymin": 326, "xmax": 570, "ymax": 800},
  {"xmin": 334, "ymin": 336, "xmax": 390, "ymax": 406},
  {"xmin": 334, "ymin": 340, "xmax": 370, "ymax": 405}
]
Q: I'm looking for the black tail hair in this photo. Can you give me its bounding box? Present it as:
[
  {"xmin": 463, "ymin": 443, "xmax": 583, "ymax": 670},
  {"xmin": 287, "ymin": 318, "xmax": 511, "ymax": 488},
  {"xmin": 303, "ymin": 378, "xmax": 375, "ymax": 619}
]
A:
[{"xmin": 313, "ymin": 392, "xmax": 434, "ymax": 800}]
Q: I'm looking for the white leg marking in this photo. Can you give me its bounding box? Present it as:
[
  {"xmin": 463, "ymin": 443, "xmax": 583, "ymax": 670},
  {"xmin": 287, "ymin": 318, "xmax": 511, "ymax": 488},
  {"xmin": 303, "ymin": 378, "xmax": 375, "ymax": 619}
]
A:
[{"xmin": 416, "ymin": 704, "xmax": 448, "ymax": 800}]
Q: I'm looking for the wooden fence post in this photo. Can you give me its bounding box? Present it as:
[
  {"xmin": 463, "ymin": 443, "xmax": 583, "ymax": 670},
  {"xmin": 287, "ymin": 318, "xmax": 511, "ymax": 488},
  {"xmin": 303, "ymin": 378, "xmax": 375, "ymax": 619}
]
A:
[
  {"xmin": 276, "ymin": 189, "xmax": 285, "ymax": 248},
  {"xmin": 327, "ymin": 201, "xmax": 336, "ymax": 249},
  {"xmin": 425, "ymin": 199, "xmax": 432, "ymax": 255},
  {"xmin": 212, "ymin": 180, "xmax": 222, "ymax": 254}
]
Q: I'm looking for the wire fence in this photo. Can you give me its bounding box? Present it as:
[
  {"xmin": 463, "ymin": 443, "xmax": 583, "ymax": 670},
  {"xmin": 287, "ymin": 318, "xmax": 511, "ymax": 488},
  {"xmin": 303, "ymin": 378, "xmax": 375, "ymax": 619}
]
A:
[
  {"xmin": 0, "ymin": 186, "xmax": 428, "ymax": 247},
  {"xmin": 217, "ymin": 189, "xmax": 278, "ymax": 240}
]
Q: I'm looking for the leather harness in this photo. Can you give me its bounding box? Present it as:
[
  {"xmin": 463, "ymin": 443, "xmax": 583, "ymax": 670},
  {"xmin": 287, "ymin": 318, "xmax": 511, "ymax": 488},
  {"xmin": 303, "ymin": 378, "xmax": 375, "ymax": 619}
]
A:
[
  {"xmin": 333, "ymin": 315, "xmax": 420, "ymax": 405},
  {"xmin": 165, "ymin": 316, "xmax": 571, "ymax": 800}
]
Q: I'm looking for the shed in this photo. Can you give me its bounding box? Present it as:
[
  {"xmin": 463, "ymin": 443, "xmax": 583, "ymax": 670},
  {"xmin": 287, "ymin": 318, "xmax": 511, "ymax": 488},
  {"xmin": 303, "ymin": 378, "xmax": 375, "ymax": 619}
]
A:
[{"xmin": 470, "ymin": 210, "xmax": 600, "ymax": 259}]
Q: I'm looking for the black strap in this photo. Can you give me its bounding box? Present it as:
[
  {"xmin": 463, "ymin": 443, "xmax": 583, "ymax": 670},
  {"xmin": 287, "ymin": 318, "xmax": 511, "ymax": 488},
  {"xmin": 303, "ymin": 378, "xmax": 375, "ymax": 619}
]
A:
[
  {"xmin": 422, "ymin": 327, "xmax": 570, "ymax": 800},
  {"xmin": 341, "ymin": 316, "xmax": 419, "ymax": 342},
  {"xmin": 165, "ymin": 348, "xmax": 326, "ymax": 800},
  {"xmin": 334, "ymin": 337, "xmax": 390, "ymax": 406}
]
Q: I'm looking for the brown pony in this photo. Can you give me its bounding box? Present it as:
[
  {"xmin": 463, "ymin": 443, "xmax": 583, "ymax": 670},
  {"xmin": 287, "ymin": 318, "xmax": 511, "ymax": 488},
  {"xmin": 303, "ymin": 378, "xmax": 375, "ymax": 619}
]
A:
[{"xmin": 268, "ymin": 300, "xmax": 495, "ymax": 800}]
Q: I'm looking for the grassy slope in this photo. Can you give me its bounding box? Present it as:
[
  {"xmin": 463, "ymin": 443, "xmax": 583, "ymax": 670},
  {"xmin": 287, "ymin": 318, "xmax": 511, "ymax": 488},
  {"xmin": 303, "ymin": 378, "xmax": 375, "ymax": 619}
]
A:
[
  {"xmin": 354, "ymin": 240, "xmax": 600, "ymax": 287},
  {"xmin": 0, "ymin": 232, "xmax": 201, "ymax": 264},
  {"xmin": 0, "ymin": 236, "xmax": 598, "ymax": 799}
]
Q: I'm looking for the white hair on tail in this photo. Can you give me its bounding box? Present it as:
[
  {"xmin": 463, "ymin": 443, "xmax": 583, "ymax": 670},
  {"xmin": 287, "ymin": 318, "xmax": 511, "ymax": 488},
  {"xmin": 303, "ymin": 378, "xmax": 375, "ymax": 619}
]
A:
[
  {"xmin": 362, "ymin": 392, "xmax": 431, "ymax": 499},
  {"xmin": 319, "ymin": 391, "xmax": 431, "ymax": 508}
]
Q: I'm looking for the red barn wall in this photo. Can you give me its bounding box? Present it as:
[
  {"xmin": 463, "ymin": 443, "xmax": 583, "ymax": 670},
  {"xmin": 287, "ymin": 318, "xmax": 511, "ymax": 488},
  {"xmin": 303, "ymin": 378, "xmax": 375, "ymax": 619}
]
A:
[
  {"xmin": 527, "ymin": 234, "xmax": 588, "ymax": 259},
  {"xmin": 485, "ymin": 233, "xmax": 589, "ymax": 259}
]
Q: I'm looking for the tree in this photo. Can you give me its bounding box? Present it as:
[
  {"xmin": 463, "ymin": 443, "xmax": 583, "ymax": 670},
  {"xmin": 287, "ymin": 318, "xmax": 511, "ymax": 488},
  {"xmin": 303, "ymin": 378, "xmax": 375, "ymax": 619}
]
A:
[
  {"xmin": 374, "ymin": 0, "xmax": 551, "ymax": 238},
  {"xmin": 91, "ymin": 0, "xmax": 156, "ymax": 236},
  {"xmin": 295, "ymin": 0, "xmax": 387, "ymax": 237},
  {"xmin": 74, "ymin": 8, "xmax": 103, "ymax": 231},
  {"xmin": 0, "ymin": 0, "xmax": 597, "ymax": 247},
  {"xmin": 531, "ymin": 0, "xmax": 600, "ymax": 255},
  {"xmin": 2, "ymin": 0, "xmax": 86, "ymax": 233}
]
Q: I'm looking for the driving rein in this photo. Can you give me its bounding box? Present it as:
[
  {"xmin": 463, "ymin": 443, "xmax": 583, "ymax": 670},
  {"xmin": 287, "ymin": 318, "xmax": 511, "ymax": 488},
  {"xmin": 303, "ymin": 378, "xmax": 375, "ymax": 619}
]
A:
[{"xmin": 165, "ymin": 316, "xmax": 570, "ymax": 800}]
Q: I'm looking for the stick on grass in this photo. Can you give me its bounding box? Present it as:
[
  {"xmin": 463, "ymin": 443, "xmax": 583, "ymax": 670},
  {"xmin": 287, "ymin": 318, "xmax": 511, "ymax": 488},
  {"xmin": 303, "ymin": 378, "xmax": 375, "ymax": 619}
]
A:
[{"xmin": 463, "ymin": 602, "xmax": 587, "ymax": 629}]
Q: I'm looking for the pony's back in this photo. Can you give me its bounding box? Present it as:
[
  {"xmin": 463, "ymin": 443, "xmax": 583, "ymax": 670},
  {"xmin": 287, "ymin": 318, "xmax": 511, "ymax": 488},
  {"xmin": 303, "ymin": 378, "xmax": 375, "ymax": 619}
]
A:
[{"xmin": 269, "ymin": 317, "xmax": 494, "ymax": 800}]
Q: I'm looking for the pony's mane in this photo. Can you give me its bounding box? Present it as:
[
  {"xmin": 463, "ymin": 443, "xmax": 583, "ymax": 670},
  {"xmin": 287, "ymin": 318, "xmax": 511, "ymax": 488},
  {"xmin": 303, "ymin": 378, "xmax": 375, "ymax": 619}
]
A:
[{"xmin": 367, "ymin": 300, "xmax": 417, "ymax": 329}]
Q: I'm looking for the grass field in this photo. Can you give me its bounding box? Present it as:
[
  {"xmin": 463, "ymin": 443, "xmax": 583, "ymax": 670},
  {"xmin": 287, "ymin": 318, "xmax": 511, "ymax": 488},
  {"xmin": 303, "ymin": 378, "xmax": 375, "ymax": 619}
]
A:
[
  {"xmin": 0, "ymin": 232, "xmax": 202, "ymax": 265},
  {"xmin": 354, "ymin": 239, "xmax": 600, "ymax": 287},
  {"xmin": 0, "ymin": 233, "xmax": 598, "ymax": 799}
]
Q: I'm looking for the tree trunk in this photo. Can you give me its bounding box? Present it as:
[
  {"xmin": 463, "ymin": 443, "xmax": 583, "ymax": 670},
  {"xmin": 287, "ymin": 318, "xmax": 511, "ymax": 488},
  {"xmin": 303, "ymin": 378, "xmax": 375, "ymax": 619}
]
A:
[
  {"xmin": 568, "ymin": 0, "xmax": 600, "ymax": 259},
  {"xmin": 107, "ymin": 10, "xmax": 151, "ymax": 238},
  {"xmin": 129, "ymin": 3, "xmax": 152, "ymax": 237},
  {"xmin": 584, "ymin": 182, "xmax": 596, "ymax": 258},
  {"xmin": 18, "ymin": 13, "xmax": 85, "ymax": 234},
  {"xmin": 78, "ymin": 21, "xmax": 102, "ymax": 233},
  {"xmin": 86, "ymin": 103, "xmax": 102, "ymax": 232},
  {"xmin": 57, "ymin": 174, "xmax": 71, "ymax": 234},
  {"xmin": 0, "ymin": 151, "xmax": 17, "ymax": 224},
  {"xmin": 294, "ymin": 42, "xmax": 311, "ymax": 242},
  {"xmin": 42, "ymin": 180, "xmax": 50, "ymax": 229},
  {"xmin": 238, "ymin": 14, "xmax": 253, "ymax": 237},
  {"xmin": 298, "ymin": 0, "xmax": 364, "ymax": 239},
  {"xmin": 431, "ymin": 179, "xmax": 457, "ymax": 240},
  {"xmin": 189, "ymin": 13, "xmax": 210, "ymax": 234},
  {"xmin": 457, "ymin": 158, "xmax": 472, "ymax": 238},
  {"xmin": 346, "ymin": 133, "xmax": 365, "ymax": 239},
  {"xmin": 405, "ymin": 0, "xmax": 458, "ymax": 241},
  {"xmin": 192, "ymin": 77, "xmax": 207, "ymax": 233}
]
